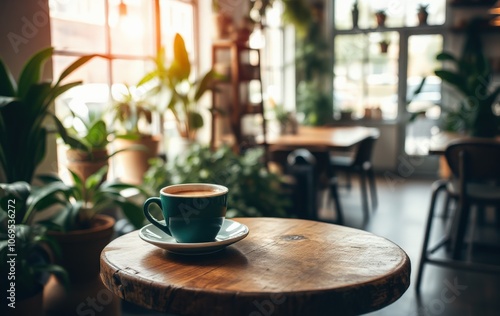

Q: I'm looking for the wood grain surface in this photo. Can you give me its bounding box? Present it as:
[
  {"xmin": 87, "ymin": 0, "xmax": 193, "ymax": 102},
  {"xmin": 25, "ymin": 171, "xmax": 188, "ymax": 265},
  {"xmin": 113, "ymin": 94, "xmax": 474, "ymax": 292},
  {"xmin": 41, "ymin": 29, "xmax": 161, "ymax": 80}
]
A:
[{"xmin": 100, "ymin": 218, "xmax": 410, "ymax": 316}]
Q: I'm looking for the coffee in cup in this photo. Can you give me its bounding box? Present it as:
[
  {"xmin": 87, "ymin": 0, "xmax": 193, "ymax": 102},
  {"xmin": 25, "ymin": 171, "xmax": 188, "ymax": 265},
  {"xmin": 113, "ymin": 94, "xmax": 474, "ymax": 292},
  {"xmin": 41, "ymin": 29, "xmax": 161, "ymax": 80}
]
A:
[{"xmin": 143, "ymin": 183, "xmax": 228, "ymax": 243}]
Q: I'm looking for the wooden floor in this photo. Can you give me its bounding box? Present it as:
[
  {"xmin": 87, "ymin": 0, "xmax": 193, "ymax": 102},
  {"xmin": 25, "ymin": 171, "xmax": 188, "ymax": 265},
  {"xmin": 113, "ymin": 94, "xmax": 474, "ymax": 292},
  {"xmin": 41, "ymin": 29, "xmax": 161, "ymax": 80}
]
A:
[{"xmin": 123, "ymin": 176, "xmax": 500, "ymax": 316}]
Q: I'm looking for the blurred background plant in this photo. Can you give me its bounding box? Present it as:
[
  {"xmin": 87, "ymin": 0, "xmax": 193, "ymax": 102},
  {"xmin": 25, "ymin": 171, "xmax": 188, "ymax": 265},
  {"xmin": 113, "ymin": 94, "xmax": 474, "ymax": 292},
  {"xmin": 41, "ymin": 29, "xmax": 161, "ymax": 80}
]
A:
[
  {"xmin": 0, "ymin": 182, "xmax": 68, "ymax": 305},
  {"xmin": 143, "ymin": 144, "xmax": 290, "ymax": 218}
]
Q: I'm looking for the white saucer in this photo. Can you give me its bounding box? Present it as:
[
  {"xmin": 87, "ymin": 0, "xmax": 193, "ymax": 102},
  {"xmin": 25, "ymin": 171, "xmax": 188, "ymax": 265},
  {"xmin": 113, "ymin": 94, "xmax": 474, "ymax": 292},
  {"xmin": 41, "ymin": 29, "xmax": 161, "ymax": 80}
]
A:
[{"xmin": 138, "ymin": 219, "xmax": 249, "ymax": 255}]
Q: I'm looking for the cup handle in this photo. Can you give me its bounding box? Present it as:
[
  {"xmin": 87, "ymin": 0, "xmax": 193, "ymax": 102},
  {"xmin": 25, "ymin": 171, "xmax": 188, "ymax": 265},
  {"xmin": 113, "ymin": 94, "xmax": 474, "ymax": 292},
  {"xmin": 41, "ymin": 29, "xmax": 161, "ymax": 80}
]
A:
[{"xmin": 143, "ymin": 197, "xmax": 172, "ymax": 236}]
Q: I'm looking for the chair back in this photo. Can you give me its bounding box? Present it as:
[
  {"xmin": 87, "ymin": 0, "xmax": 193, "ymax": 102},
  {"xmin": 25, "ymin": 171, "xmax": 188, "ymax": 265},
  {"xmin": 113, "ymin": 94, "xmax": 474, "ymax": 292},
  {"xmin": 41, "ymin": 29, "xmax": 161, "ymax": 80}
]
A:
[
  {"xmin": 352, "ymin": 130, "xmax": 380, "ymax": 167},
  {"xmin": 445, "ymin": 138, "xmax": 500, "ymax": 182}
]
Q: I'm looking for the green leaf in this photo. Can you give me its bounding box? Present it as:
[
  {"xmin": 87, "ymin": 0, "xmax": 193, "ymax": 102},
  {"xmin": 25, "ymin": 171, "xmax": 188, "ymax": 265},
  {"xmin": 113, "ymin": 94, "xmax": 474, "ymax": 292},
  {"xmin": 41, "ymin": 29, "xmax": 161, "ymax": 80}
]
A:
[
  {"xmin": 85, "ymin": 120, "xmax": 108, "ymax": 148},
  {"xmin": 170, "ymin": 33, "xmax": 191, "ymax": 81},
  {"xmin": 0, "ymin": 59, "xmax": 16, "ymax": 96},
  {"xmin": 434, "ymin": 69, "xmax": 470, "ymax": 96},
  {"xmin": 116, "ymin": 200, "xmax": 144, "ymax": 229},
  {"xmin": 85, "ymin": 165, "xmax": 108, "ymax": 191},
  {"xmin": 17, "ymin": 47, "xmax": 54, "ymax": 99},
  {"xmin": 194, "ymin": 69, "xmax": 216, "ymax": 101},
  {"xmin": 56, "ymin": 54, "xmax": 101, "ymax": 85},
  {"xmin": 187, "ymin": 111, "xmax": 204, "ymax": 130},
  {"xmin": 436, "ymin": 52, "xmax": 458, "ymax": 63}
]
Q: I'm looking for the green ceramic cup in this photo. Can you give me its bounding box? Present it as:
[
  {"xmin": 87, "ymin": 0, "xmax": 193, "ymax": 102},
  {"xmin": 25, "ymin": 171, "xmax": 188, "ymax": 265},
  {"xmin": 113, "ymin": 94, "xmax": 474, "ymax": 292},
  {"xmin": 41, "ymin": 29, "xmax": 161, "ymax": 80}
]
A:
[{"xmin": 143, "ymin": 183, "xmax": 228, "ymax": 243}]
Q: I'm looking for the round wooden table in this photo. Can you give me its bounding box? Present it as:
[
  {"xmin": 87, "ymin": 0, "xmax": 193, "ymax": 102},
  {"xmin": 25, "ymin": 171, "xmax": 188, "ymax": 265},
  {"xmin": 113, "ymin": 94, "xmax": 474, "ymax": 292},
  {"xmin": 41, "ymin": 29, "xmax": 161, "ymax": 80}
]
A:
[{"xmin": 100, "ymin": 218, "xmax": 410, "ymax": 316}]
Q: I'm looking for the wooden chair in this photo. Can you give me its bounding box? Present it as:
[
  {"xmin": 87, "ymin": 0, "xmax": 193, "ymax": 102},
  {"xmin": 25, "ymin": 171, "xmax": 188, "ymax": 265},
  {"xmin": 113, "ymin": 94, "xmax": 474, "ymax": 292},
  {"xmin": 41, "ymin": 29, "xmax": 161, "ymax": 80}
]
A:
[
  {"xmin": 329, "ymin": 130, "xmax": 380, "ymax": 223},
  {"xmin": 415, "ymin": 138, "xmax": 500, "ymax": 293}
]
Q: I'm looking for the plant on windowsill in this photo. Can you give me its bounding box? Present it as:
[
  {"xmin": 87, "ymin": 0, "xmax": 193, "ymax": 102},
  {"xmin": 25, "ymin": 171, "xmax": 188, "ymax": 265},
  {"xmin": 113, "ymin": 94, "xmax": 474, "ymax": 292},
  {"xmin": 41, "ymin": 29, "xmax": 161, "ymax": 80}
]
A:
[
  {"xmin": 0, "ymin": 47, "xmax": 100, "ymax": 184},
  {"xmin": 352, "ymin": 1, "xmax": 359, "ymax": 28},
  {"xmin": 375, "ymin": 9, "xmax": 387, "ymax": 27},
  {"xmin": 0, "ymin": 182, "xmax": 68, "ymax": 315},
  {"xmin": 417, "ymin": 4, "xmax": 429, "ymax": 25},
  {"xmin": 379, "ymin": 40, "xmax": 390, "ymax": 53}
]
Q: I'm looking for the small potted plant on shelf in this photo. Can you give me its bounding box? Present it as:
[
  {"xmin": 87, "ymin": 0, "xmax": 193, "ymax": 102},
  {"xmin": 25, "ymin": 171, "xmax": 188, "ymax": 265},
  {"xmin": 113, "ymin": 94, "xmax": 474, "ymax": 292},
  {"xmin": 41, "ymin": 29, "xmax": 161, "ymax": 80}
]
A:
[
  {"xmin": 352, "ymin": 1, "xmax": 359, "ymax": 29},
  {"xmin": 375, "ymin": 9, "xmax": 387, "ymax": 27},
  {"xmin": 417, "ymin": 4, "xmax": 429, "ymax": 25},
  {"xmin": 379, "ymin": 39, "xmax": 390, "ymax": 53}
]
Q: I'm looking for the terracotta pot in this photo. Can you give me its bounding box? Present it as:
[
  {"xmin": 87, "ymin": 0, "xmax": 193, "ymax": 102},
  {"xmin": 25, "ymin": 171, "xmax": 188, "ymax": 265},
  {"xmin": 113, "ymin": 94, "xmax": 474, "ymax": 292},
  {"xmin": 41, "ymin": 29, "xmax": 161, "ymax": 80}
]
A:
[
  {"xmin": 112, "ymin": 135, "xmax": 160, "ymax": 185},
  {"xmin": 418, "ymin": 11, "xmax": 428, "ymax": 25},
  {"xmin": 379, "ymin": 41, "xmax": 389, "ymax": 53},
  {"xmin": 48, "ymin": 214, "xmax": 115, "ymax": 283},
  {"xmin": 66, "ymin": 148, "xmax": 109, "ymax": 182},
  {"xmin": 44, "ymin": 215, "xmax": 120, "ymax": 315},
  {"xmin": 376, "ymin": 13, "xmax": 386, "ymax": 27}
]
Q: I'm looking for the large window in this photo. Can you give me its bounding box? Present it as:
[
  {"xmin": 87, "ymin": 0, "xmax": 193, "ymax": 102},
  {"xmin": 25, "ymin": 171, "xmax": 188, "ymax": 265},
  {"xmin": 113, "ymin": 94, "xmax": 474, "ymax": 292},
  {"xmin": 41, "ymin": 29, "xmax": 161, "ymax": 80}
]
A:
[
  {"xmin": 49, "ymin": 0, "xmax": 196, "ymax": 113},
  {"xmin": 49, "ymin": 0, "xmax": 196, "ymax": 179},
  {"xmin": 332, "ymin": 0, "xmax": 446, "ymax": 156}
]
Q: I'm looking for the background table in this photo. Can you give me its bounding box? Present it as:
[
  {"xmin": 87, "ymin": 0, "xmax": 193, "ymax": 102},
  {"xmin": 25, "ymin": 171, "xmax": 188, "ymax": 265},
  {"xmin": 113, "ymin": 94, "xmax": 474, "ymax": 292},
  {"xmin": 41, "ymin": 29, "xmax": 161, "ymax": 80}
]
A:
[
  {"xmin": 100, "ymin": 218, "xmax": 410, "ymax": 316},
  {"xmin": 267, "ymin": 126, "xmax": 380, "ymax": 151}
]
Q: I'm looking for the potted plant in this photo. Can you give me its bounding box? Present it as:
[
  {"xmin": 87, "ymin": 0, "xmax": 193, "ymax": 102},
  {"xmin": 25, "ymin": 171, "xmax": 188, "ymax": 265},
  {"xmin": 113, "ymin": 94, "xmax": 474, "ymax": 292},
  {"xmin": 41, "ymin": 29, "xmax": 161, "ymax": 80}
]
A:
[
  {"xmin": 352, "ymin": 1, "xmax": 359, "ymax": 28},
  {"xmin": 417, "ymin": 4, "xmax": 429, "ymax": 25},
  {"xmin": 0, "ymin": 182, "xmax": 68, "ymax": 316},
  {"xmin": 34, "ymin": 166, "xmax": 144, "ymax": 314},
  {"xmin": 379, "ymin": 39, "xmax": 390, "ymax": 53},
  {"xmin": 212, "ymin": 0, "xmax": 234, "ymax": 39},
  {"xmin": 138, "ymin": 34, "xmax": 219, "ymax": 145},
  {"xmin": 0, "ymin": 47, "xmax": 100, "ymax": 184},
  {"xmin": 375, "ymin": 9, "xmax": 387, "ymax": 27},
  {"xmin": 58, "ymin": 106, "xmax": 115, "ymax": 183},
  {"xmin": 434, "ymin": 19, "xmax": 500, "ymax": 138},
  {"xmin": 111, "ymin": 84, "xmax": 161, "ymax": 185}
]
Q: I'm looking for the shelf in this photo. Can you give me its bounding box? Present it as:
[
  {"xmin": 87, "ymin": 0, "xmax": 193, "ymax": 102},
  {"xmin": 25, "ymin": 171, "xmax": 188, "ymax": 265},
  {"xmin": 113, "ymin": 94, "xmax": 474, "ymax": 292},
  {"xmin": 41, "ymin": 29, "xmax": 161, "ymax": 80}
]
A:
[
  {"xmin": 450, "ymin": 0, "xmax": 496, "ymax": 8},
  {"xmin": 334, "ymin": 24, "xmax": 446, "ymax": 35},
  {"xmin": 242, "ymin": 103, "xmax": 263, "ymax": 115},
  {"xmin": 450, "ymin": 25, "xmax": 500, "ymax": 33}
]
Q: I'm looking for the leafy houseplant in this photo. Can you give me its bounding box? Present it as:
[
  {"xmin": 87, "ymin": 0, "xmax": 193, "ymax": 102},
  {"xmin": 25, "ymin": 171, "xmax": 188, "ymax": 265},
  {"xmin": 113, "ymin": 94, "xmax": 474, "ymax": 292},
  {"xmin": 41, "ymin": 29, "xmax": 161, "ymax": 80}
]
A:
[
  {"xmin": 37, "ymin": 166, "xmax": 144, "ymax": 231},
  {"xmin": 61, "ymin": 107, "xmax": 115, "ymax": 182},
  {"xmin": 143, "ymin": 144, "xmax": 290, "ymax": 218},
  {"xmin": 0, "ymin": 47, "xmax": 99, "ymax": 183},
  {"xmin": 0, "ymin": 182, "xmax": 67, "ymax": 313},
  {"xmin": 138, "ymin": 33, "xmax": 219, "ymax": 142},
  {"xmin": 292, "ymin": 1, "xmax": 333, "ymax": 126},
  {"xmin": 434, "ymin": 19, "xmax": 500, "ymax": 137}
]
